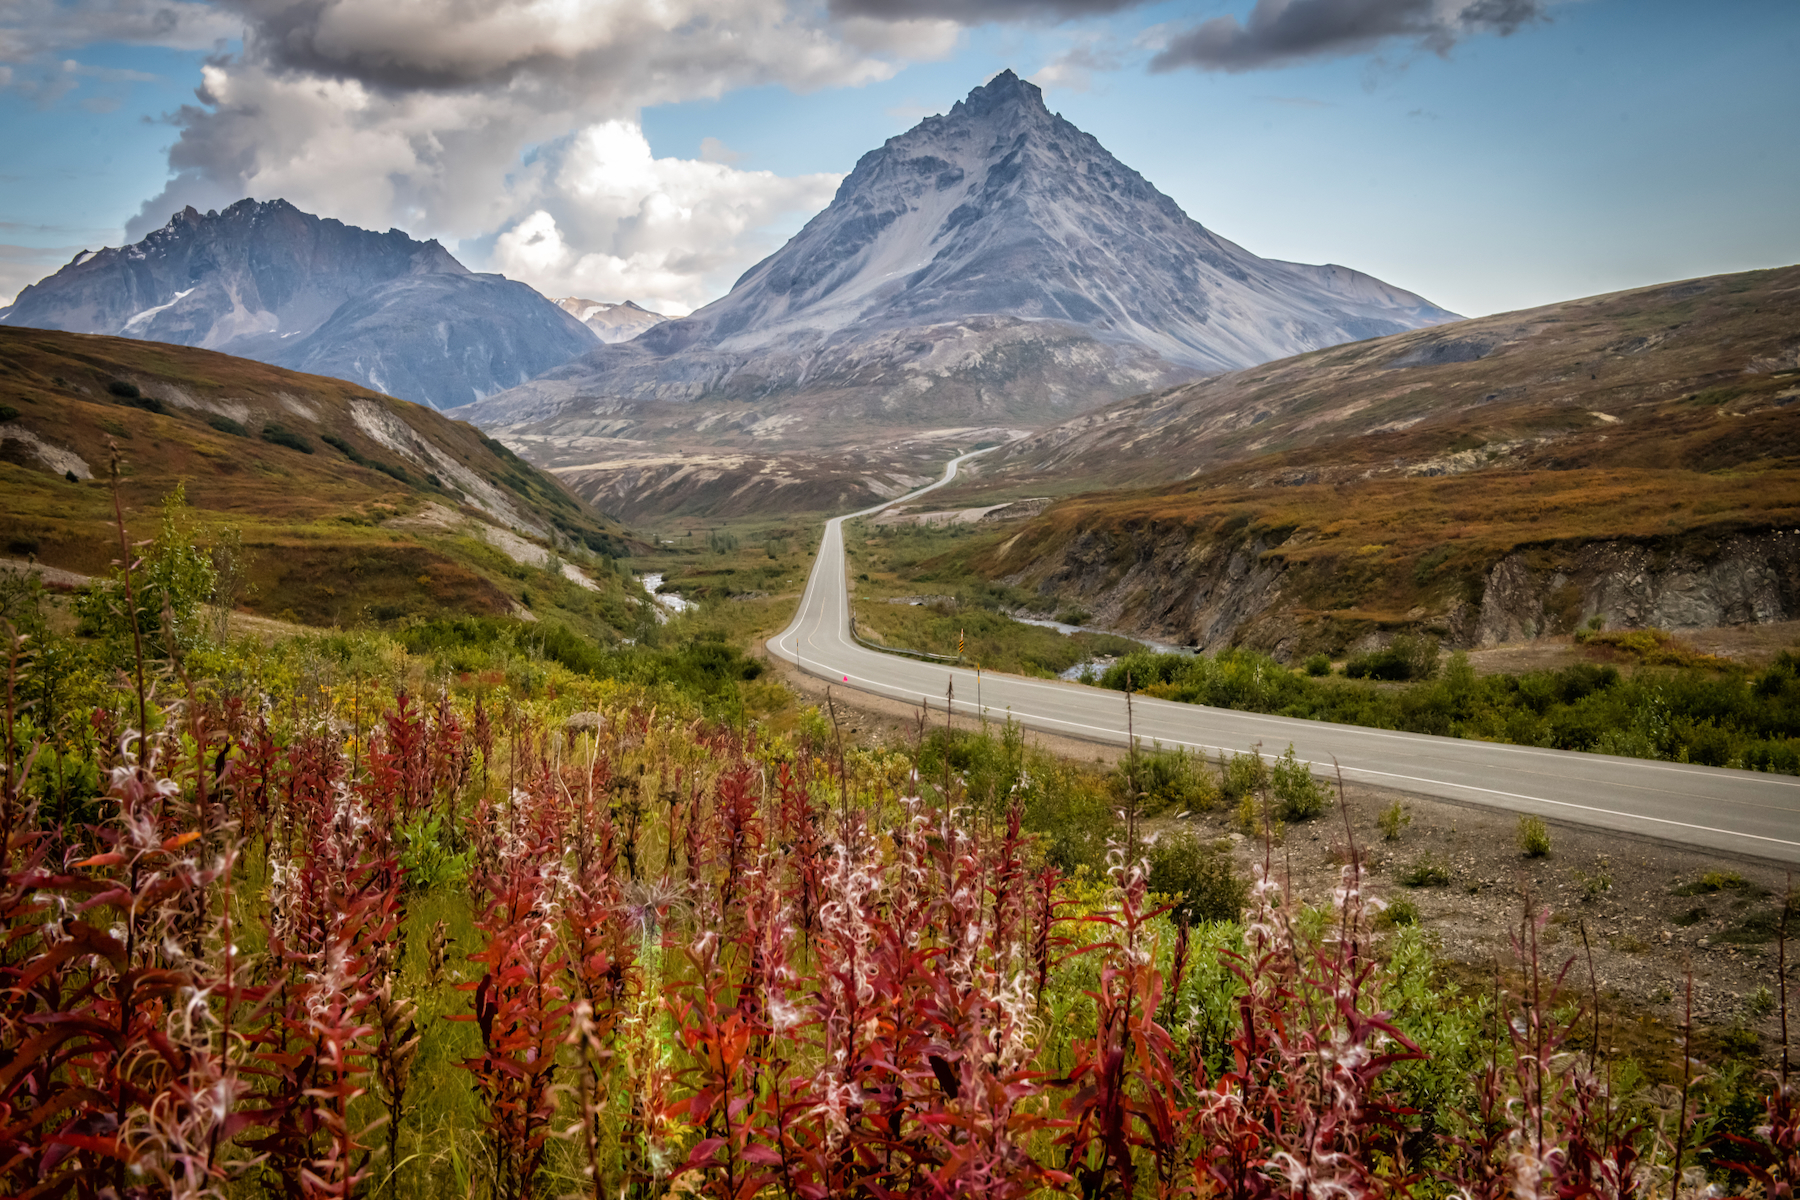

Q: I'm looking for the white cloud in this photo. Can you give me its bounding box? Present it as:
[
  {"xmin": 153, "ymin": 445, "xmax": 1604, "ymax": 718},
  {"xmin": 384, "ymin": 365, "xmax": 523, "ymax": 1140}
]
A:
[
  {"xmin": 0, "ymin": 0, "xmax": 238, "ymax": 62},
  {"xmin": 114, "ymin": 0, "xmax": 913, "ymax": 310},
  {"xmin": 1034, "ymin": 34, "xmax": 1125, "ymax": 92},
  {"xmin": 491, "ymin": 121, "xmax": 842, "ymax": 315}
]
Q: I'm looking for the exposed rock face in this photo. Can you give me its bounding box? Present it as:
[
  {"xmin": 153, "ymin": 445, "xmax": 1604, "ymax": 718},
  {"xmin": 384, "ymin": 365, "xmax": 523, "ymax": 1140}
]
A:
[
  {"xmin": 1003, "ymin": 524, "xmax": 1800, "ymax": 659},
  {"xmin": 0, "ymin": 198, "xmax": 596, "ymax": 410},
  {"xmin": 458, "ymin": 70, "xmax": 1457, "ymax": 440},
  {"xmin": 554, "ymin": 298, "xmax": 668, "ymax": 343},
  {"xmin": 1474, "ymin": 533, "xmax": 1800, "ymax": 645}
]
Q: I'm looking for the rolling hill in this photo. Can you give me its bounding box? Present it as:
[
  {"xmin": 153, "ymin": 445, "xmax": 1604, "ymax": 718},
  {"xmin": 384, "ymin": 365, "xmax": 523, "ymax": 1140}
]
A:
[{"xmin": 0, "ymin": 326, "xmax": 647, "ymax": 633}]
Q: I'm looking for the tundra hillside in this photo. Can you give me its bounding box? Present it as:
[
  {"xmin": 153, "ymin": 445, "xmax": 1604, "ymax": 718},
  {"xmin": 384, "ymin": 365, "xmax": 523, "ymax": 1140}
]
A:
[
  {"xmin": 898, "ymin": 265, "xmax": 1800, "ymax": 658},
  {"xmin": 0, "ymin": 327, "xmax": 646, "ymax": 635}
]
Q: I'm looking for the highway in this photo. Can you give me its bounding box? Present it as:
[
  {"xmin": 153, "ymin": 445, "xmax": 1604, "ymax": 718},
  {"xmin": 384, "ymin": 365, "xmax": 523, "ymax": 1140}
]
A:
[{"xmin": 769, "ymin": 451, "xmax": 1800, "ymax": 864}]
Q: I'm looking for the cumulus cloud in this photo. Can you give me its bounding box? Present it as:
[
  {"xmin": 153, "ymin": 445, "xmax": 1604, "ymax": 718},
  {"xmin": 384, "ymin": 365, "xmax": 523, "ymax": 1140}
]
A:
[
  {"xmin": 1035, "ymin": 35, "xmax": 1125, "ymax": 92},
  {"xmin": 117, "ymin": 0, "xmax": 909, "ymax": 310},
  {"xmin": 0, "ymin": 0, "xmax": 238, "ymax": 62},
  {"xmin": 1150, "ymin": 0, "xmax": 1548, "ymax": 73},
  {"xmin": 828, "ymin": 0, "xmax": 1146, "ymax": 20},
  {"xmin": 490, "ymin": 121, "xmax": 842, "ymax": 315}
]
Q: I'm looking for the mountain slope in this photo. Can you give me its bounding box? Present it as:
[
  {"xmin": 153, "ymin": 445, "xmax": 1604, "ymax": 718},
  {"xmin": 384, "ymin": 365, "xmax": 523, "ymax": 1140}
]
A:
[
  {"xmin": 0, "ymin": 326, "xmax": 646, "ymax": 632},
  {"xmin": 458, "ymin": 70, "xmax": 1457, "ymax": 444},
  {"xmin": 883, "ymin": 265, "xmax": 1800, "ymax": 657},
  {"xmin": 976, "ymin": 264, "xmax": 1800, "ymax": 493},
  {"xmin": 556, "ymin": 298, "xmax": 669, "ymax": 343},
  {"xmin": 0, "ymin": 198, "xmax": 597, "ymax": 411}
]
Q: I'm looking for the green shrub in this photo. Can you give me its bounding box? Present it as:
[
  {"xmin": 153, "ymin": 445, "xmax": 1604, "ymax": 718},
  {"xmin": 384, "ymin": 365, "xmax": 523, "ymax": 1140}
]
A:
[
  {"xmin": 1345, "ymin": 635, "xmax": 1440, "ymax": 682},
  {"xmin": 1375, "ymin": 896, "xmax": 1420, "ymax": 929},
  {"xmin": 207, "ymin": 414, "xmax": 248, "ymax": 437},
  {"xmin": 1517, "ymin": 814, "xmax": 1552, "ymax": 858},
  {"xmin": 1303, "ymin": 653, "xmax": 1331, "ymax": 676},
  {"xmin": 1220, "ymin": 749, "xmax": 1270, "ymax": 801},
  {"xmin": 0, "ymin": 404, "xmax": 18, "ymax": 422},
  {"xmin": 1271, "ymin": 744, "xmax": 1329, "ymax": 821},
  {"xmin": 106, "ymin": 379, "xmax": 140, "ymax": 399},
  {"xmin": 321, "ymin": 432, "xmax": 368, "ymax": 464},
  {"xmin": 1672, "ymin": 869, "xmax": 1748, "ymax": 896},
  {"xmin": 1147, "ymin": 831, "xmax": 1246, "ymax": 924},
  {"xmin": 259, "ymin": 423, "xmax": 313, "ymax": 453},
  {"xmin": 1056, "ymin": 608, "xmax": 1090, "ymax": 626},
  {"xmin": 398, "ymin": 813, "xmax": 469, "ymax": 892},
  {"xmin": 1117, "ymin": 744, "xmax": 1220, "ymax": 813},
  {"xmin": 1377, "ymin": 800, "xmax": 1411, "ymax": 842},
  {"xmin": 1400, "ymin": 855, "xmax": 1451, "ymax": 888},
  {"xmin": 374, "ymin": 461, "xmax": 414, "ymax": 484}
]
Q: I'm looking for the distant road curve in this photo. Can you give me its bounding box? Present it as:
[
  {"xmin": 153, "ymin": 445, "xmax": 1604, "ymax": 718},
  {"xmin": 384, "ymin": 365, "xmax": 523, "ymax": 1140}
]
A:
[{"xmin": 769, "ymin": 450, "xmax": 1800, "ymax": 864}]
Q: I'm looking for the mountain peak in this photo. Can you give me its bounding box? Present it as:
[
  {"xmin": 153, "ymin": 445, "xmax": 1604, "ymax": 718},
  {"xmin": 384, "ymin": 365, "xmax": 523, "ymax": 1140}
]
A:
[{"xmin": 954, "ymin": 68, "xmax": 1043, "ymax": 119}]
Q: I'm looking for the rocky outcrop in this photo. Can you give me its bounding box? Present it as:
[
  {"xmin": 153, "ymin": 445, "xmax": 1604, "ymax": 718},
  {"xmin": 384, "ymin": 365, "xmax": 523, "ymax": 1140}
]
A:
[
  {"xmin": 1474, "ymin": 532, "xmax": 1800, "ymax": 645},
  {"xmin": 1004, "ymin": 523, "xmax": 1800, "ymax": 660}
]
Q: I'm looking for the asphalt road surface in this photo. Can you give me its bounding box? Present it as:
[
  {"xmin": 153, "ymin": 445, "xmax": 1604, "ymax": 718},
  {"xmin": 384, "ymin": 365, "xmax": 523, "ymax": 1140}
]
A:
[{"xmin": 770, "ymin": 451, "xmax": 1800, "ymax": 864}]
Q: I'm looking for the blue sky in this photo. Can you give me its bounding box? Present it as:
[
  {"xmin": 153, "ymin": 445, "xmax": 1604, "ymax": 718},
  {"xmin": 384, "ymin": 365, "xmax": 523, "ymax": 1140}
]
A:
[{"xmin": 2, "ymin": 0, "xmax": 1796, "ymax": 319}]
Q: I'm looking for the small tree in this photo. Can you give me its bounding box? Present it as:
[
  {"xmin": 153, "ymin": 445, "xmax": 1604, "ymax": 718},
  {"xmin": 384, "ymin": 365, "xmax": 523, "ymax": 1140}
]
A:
[{"xmin": 76, "ymin": 484, "xmax": 216, "ymax": 658}]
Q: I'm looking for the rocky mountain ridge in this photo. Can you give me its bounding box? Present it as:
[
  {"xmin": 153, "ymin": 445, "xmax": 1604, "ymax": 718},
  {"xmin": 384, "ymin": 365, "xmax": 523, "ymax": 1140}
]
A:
[
  {"xmin": 556, "ymin": 298, "xmax": 669, "ymax": 343},
  {"xmin": 457, "ymin": 70, "xmax": 1458, "ymax": 447},
  {"xmin": 0, "ymin": 198, "xmax": 598, "ymax": 410}
]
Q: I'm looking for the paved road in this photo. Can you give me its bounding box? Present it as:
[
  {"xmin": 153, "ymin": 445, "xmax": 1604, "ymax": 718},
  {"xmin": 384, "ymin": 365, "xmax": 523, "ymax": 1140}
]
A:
[{"xmin": 769, "ymin": 451, "xmax": 1800, "ymax": 864}]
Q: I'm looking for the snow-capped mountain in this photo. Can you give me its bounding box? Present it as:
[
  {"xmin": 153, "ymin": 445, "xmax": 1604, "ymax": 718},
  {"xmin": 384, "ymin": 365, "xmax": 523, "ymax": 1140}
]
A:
[
  {"xmin": 555, "ymin": 298, "xmax": 669, "ymax": 344},
  {"xmin": 457, "ymin": 70, "xmax": 1458, "ymax": 436},
  {"xmin": 0, "ymin": 199, "xmax": 597, "ymax": 410}
]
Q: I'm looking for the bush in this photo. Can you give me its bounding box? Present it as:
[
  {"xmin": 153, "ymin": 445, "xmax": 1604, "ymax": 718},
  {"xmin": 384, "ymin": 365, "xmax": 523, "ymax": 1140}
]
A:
[
  {"xmin": 1345, "ymin": 635, "xmax": 1440, "ymax": 682},
  {"xmin": 1400, "ymin": 855, "xmax": 1451, "ymax": 887},
  {"xmin": 119, "ymin": 392, "xmax": 166, "ymax": 414},
  {"xmin": 1517, "ymin": 814, "xmax": 1552, "ymax": 858},
  {"xmin": 399, "ymin": 813, "xmax": 469, "ymax": 892},
  {"xmin": 1220, "ymin": 748, "xmax": 1270, "ymax": 801},
  {"xmin": 1147, "ymin": 830, "xmax": 1247, "ymax": 924},
  {"xmin": 321, "ymin": 432, "xmax": 369, "ymax": 464},
  {"xmin": 106, "ymin": 378, "xmax": 140, "ymax": 399},
  {"xmin": 1117, "ymin": 744, "xmax": 1220, "ymax": 813},
  {"xmin": 207, "ymin": 414, "xmax": 248, "ymax": 437},
  {"xmin": 1271, "ymin": 743, "xmax": 1329, "ymax": 821},
  {"xmin": 260, "ymin": 422, "xmax": 314, "ymax": 453},
  {"xmin": 0, "ymin": 404, "xmax": 18, "ymax": 422},
  {"xmin": 374, "ymin": 461, "xmax": 414, "ymax": 484},
  {"xmin": 1303, "ymin": 653, "xmax": 1331, "ymax": 676},
  {"xmin": 1377, "ymin": 800, "xmax": 1411, "ymax": 842},
  {"xmin": 1375, "ymin": 896, "xmax": 1420, "ymax": 929}
]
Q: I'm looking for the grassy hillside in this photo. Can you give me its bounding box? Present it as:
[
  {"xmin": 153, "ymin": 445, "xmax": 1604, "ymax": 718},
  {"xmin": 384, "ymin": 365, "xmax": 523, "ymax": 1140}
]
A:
[
  {"xmin": 0, "ymin": 326, "xmax": 649, "ymax": 633},
  {"xmin": 880, "ymin": 266, "xmax": 1800, "ymax": 656},
  {"xmin": 975, "ymin": 263, "xmax": 1800, "ymax": 493}
]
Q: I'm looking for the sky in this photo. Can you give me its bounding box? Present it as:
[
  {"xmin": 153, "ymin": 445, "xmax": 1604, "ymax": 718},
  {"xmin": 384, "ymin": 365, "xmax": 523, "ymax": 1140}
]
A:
[{"xmin": 1, "ymin": 0, "xmax": 1795, "ymax": 320}]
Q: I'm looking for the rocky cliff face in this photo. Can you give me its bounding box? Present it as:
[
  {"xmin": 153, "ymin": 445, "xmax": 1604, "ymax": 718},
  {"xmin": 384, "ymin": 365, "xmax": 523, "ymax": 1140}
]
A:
[
  {"xmin": 0, "ymin": 198, "xmax": 596, "ymax": 410},
  {"xmin": 457, "ymin": 70, "xmax": 1457, "ymax": 441},
  {"xmin": 999, "ymin": 524, "xmax": 1800, "ymax": 660}
]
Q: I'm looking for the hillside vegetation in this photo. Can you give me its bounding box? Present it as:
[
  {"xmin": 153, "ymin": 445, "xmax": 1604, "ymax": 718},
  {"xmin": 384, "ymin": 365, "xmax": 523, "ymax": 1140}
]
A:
[
  {"xmin": 0, "ymin": 537, "xmax": 1795, "ymax": 1198},
  {"xmin": 0, "ymin": 327, "xmax": 646, "ymax": 634},
  {"xmin": 911, "ymin": 266, "xmax": 1800, "ymax": 656}
]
